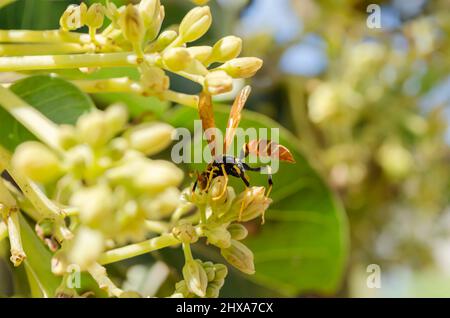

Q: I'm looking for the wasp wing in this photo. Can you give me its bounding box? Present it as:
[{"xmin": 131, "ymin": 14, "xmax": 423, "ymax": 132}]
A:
[
  {"xmin": 198, "ymin": 92, "xmax": 218, "ymax": 157},
  {"xmin": 246, "ymin": 139, "xmax": 296, "ymax": 163},
  {"xmin": 224, "ymin": 85, "xmax": 252, "ymax": 154}
]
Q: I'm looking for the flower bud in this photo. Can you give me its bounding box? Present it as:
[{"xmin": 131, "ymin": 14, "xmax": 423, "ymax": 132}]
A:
[
  {"xmin": 140, "ymin": 64, "xmax": 170, "ymax": 93},
  {"xmin": 138, "ymin": 0, "xmax": 159, "ymax": 26},
  {"xmin": 105, "ymin": 103, "xmax": 128, "ymax": 135},
  {"xmin": 58, "ymin": 125, "xmax": 78, "ymax": 150},
  {"xmin": 205, "ymin": 70, "xmax": 233, "ymax": 95},
  {"xmin": 205, "ymin": 281, "xmax": 221, "ymax": 298},
  {"xmin": 120, "ymin": 4, "xmax": 145, "ymax": 46},
  {"xmin": 220, "ymin": 239, "xmax": 255, "ymax": 275},
  {"xmin": 182, "ymin": 259, "xmax": 208, "ymax": 297},
  {"xmin": 125, "ymin": 122, "xmax": 174, "ymax": 156},
  {"xmin": 151, "ymin": 30, "xmax": 178, "ymax": 52},
  {"xmin": 70, "ymin": 184, "xmax": 114, "ymax": 228},
  {"xmin": 107, "ymin": 157, "xmax": 183, "ymax": 194},
  {"xmin": 172, "ymin": 280, "xmax": 190, "ymax": 297},
  {"xmin": 227, "ymin": 223, "xmax": 248, "ymax": 241},
  {"xmin": 202, "ymin": 261, "xmax": 216, "ymax": 281},
  {"xmin": 86, "ymin": 3, "xmax": 105, "ymax": 29},
  {"xmin": 139, "ymin": 0, "xmax": 164, "ymax": 42},
  {"xmin": 179, "ymin": 6, "xmax": 212, "ymax": 43},
  {"xmin": 377, "ymin": 142, "xmax": 413, "ymax": 179},
  {"xmin": 187, "ymin": 46, "xmax": 213, "ymax": 64},
  {"xmin": 76, "ymin": 110, "xmax": 112, "ymax": 148},
  {"xmin": 204, "ymin": 225, "xmax": 231, "ymax": 249},
  {"xmin": 172, "ymin": 221, "xmax": 198, "ymax": 244},
  {"xmin": 108, "ymin": 137, "xmax": 129, "ymax": 160},
  {"xmin": 65, "ymin": 144, "xmax": 94, "ymax": 177},
  {"xmin": 211, "ymin": 36, "xmax": 242, "ymax": 63},
  {"xmin": 12, "ymin": 141, "xmax": 62, "ymax": 184},
  {"xmin": 220, "ymin": 57, "xmax": 263, "ymax": 78},
  {"xmin": 67, "ymin": 227, "xmax": 104, "ymax": 270},
  {"xmin": 163, "ymin": 47, "xmax": 193, "ymax": 72},
  {"xmin": 214, "ymin": 263, "xmax": 228, "ymax": 281},
  {"xmin": 140, "ymin": 187, "xmax": 180, "ymax": 219},
  {"xmin": 60, "ymin": 3, "xmax": 87, "ymax": 30},
  {"xmin": 104, "ymin": 1, "xmax": 121, "ymax": 28}
]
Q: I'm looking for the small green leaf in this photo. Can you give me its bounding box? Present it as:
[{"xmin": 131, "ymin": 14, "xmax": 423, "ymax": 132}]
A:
[
  {"xmin": 0, "ymin": 75, "xmax": 95, "ymax": 151},
  {"xmin": 163, "ymin": 105, "xmax": 349, "ymax": 296}
]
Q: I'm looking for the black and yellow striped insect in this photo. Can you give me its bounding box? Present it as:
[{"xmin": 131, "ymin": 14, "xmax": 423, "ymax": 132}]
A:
[{"xmin": 193, "ymin": 86, "xmax": 295, "ymax": 197}]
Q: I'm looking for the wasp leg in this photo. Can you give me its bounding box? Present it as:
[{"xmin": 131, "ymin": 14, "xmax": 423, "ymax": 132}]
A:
[
  {"xmin": 243, "ymin": 164, "xmax": 273, "ymax": 197},
  {"xmin": 239, "ymin": 172, "xmax": 250, "ymax": 187},
  {"xmin": 205, "ymin": 166, "xmax": 219, "ymax": 191},
  {"xmin": 213, "ymin": 164, "xmax": 229, "ymax": 201}
]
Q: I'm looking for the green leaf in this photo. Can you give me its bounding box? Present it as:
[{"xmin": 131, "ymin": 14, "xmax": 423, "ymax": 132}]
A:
[
  {"xmin": 19, "ymin": 214, "xmax": 61, "ymax": 297},
  {"xmin": 163, "ymin": 104, "xmax": 349, "ymax": 297},
  {"xmin": 0, "ymin": 75, "xmax": 95, "ymax": 151},
  {"xmin": 0, "ymin": 0, "xmax": 72, "ymax": 30},
  {"xmin": 92, "ymin": 92, "xmax": 169, "ymax": 118}
]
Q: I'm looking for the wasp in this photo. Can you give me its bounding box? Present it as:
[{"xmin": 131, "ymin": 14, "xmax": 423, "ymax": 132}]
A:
[{"xmin": 193, "ymin": 85, "xmax": 295, "ymax": 198}]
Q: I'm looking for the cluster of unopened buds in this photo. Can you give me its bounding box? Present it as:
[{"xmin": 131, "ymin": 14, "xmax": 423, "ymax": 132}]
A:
[
  {"xmin": 0, "ymin": 0, "xmax": 263, "ymax": 107},
  {"xmin": 0, "ymin": 0, "xmax": 269, "ymax": 298}
]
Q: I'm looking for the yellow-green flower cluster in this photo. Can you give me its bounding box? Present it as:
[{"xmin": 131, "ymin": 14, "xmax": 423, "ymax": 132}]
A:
[
  {"xmin": 58, "ymin": 0, "xmax": 262, "ymax": 100},
  {"xmin": 12, "ymin": 104, "xmax": 182, "ymax": 272},
  {"xmin": 172, "ymin": 260, "xmax": 227, "ymax": 298}
]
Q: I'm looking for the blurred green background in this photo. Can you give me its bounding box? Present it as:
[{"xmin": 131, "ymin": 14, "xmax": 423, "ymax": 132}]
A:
[{"xmin": 0, "ymin": 0, "xmax": 449, "ymax": 298}]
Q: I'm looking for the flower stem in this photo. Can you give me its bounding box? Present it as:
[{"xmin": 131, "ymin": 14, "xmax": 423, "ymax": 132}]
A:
[
  {"xmin": 182, "ymin": 242, "xmax": 193, "ymax": 262},
  {"xmin": 87, "ymin": 262, "xmax": 123, "ymax": 297},
  {"xmin": 71, "ymin": 77, "xmax": 199, "ymax": 108},
  {"xmin": 0, "ymin": 43, "xmax": 92, "ymax": 56},
  {"xmin": 6, "ymin": 210, "xmax": 26, "ymax": 266},
  {"xmin": 0, "ymin": 52, "xmax": 158, "ymax": 72},
  {"xmin": 98, "ymin": 233, "xmax": 179, "ymax": 265},
  {"xmin": 0, "ymin": 181, "xmax": 26, "ymax": 266},
  {"xmin": 0, "ymin": 30, "xmax": 107, "ymax": 45}
]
